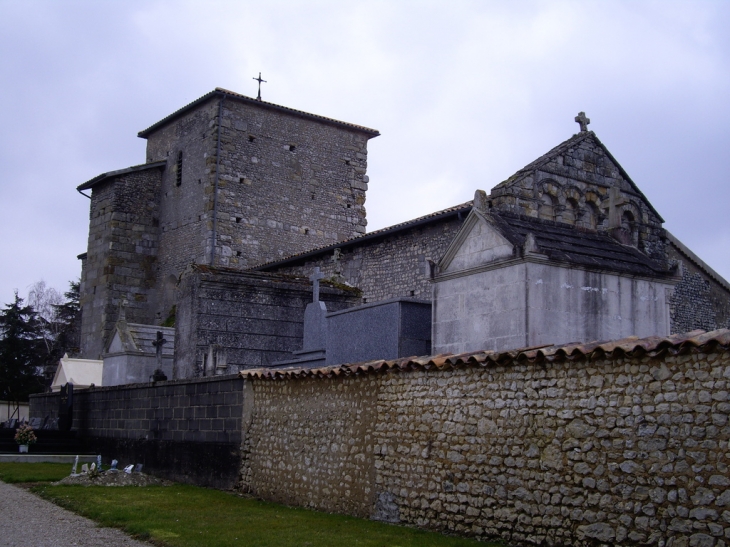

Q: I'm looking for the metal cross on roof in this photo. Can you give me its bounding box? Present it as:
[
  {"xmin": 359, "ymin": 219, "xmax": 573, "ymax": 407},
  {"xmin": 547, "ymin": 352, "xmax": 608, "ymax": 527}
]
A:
[
  {"xmin": 310, "ymin": 267, "xmax": 325, "ymax": 303},
  {"xmin": 575, "ymin": 111, "xmax": 590, "ymax": 132},
  {"xmin": 253, "ymin": 72, "xmax": 267, "ymax": 101}
]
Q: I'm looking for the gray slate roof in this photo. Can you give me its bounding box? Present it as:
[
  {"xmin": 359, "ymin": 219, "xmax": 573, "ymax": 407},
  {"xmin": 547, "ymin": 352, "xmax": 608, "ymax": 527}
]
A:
[{"xmin": 489, "ymin": 211, "xmax": 672, "ymax": 277}]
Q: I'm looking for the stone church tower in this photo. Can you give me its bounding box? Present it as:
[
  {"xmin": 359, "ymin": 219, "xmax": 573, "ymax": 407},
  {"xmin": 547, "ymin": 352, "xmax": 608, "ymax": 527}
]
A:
[{"xmin": 77, "ymin": 88, "xmax": 379, "ymax": 359}]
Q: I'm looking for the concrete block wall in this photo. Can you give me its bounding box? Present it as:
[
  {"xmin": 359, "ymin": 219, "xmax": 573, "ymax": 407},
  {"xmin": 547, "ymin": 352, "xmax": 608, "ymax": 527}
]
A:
[
  {"xmin": 240, "ymin": 333, "xmax": 730, "ymax": 546},
  {"xmin": 30, "ymin": 375, "xmax": 243, "ymax": 489}
]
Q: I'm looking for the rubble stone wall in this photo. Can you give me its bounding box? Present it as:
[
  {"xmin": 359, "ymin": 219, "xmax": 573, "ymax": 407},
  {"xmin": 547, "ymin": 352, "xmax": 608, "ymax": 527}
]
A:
[
  {"xmin": 268, "ymin": 214, "xmax": 466, "ymax": 304},
  {"xmin": 668, "ymin": 243, "xmax": 730, "ymax": 335},
  {"xmin": 239, "ymin": 376, "xmax": 378, "ymax": 518},
  {"xmin": 79, "ymin": 168, "xmax": 163, "ymax": 359},
  {"xmin": 240, "ymin": 344, "xmax": 730, "ymax": 546}
]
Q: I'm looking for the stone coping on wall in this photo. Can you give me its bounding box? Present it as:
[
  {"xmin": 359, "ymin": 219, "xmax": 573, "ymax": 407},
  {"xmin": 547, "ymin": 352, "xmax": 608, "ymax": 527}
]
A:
[
  {"xmin": 31, "ymin": 373, "xmax": 242, "ymax": 398},
  {"xmin": 241, "ymin": 328, "xmax": 730, "ymax": 380}
]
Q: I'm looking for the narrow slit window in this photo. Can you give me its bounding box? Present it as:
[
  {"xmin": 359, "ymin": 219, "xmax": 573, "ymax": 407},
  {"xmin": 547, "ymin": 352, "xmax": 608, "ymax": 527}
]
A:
[{"xmin": 176, "ymin": 151, "xmax": 183, "ymax": 186}]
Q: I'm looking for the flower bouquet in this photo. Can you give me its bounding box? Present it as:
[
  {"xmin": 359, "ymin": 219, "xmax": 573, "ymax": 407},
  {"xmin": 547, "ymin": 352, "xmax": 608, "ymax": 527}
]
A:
[{"xmin": 14, "ymin": 424, "xmax": 37, "ymax": 452}]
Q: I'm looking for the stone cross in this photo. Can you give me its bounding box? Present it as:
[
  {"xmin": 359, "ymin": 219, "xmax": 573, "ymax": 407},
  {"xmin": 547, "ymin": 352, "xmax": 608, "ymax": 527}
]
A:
[
  {"xmin": 310, "ymin": 267, "xmax": 325, "ymax": 303},
  {"xmin": 575, "ymin": 112, "xmax": 590, "ymax": 132},
  {"xmin": 152, "ymin": 331, "xmax": 167, "ymax": 371},
  {"xmin": 608, "ymin": 186, "xmax": 630, "ymax": 228},
  {"xmin": 331, "ymin": 248, "xmax": 342, "ymax": 276},
  {"xmin": 253, "ymin": 72, "xmax": 267, "ymax": 101},
  {"xmin": 118, "ymin": 299, "xmax": 128, "ymax": 321}
]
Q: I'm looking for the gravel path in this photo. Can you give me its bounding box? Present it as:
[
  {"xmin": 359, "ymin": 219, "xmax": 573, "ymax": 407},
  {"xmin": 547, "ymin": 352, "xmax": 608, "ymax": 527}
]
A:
[{"xmin": 0, "ymin": 481, "xmax": 154, "ymax": 547}]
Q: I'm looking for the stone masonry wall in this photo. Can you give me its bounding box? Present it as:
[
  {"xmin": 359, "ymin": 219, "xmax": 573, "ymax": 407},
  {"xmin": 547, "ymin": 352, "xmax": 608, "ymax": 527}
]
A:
[
  {"xmin": 268, "ymin": 214, "xmax": 466, "ymax": 304},
  {"xmin": 79, "ymin": 168, "xmax": 163, "ymax": 359},
  {"xmin": 145, "ymin": 98, "xmax": 216, "ymax": 322},
  {"xmin": 490, "ymin": 133, "xmax": 667, "ymax": 263},
  {"xmin": 210, "ymin": 97, "xmax": 374, "ymax": 270},
  {"xmin": 30, "ymin": 375, "xmax": 243, "ymax": 489},
  {"xmin": 174, "ymin": 268, "xmax": 360, "ymax": 377},
  {"xmin": 668, "ymin": 244, "xmax": 730, "ymax": 335},
  {"xmin": 240, "ymin": 336, "xmax": 730, "ymax": 546},
  {"xmin": 240, "ymin": 376, "xmax": 378, "ymax": 517},
  {"xmin": 139, "ymin": 92, "xmax": 377, "ymax": 322}
]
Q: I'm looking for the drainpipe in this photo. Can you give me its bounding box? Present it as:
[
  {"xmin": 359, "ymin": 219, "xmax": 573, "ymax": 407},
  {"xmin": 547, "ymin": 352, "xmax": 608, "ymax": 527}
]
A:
[{"xmin": 210, "ymin": 93, "xmax": 225, "ymax": 266}]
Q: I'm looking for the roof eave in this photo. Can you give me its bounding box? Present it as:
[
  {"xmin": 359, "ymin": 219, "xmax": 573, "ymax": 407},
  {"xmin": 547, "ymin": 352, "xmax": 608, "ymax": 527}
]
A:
[
  {"xmin": 137, "ymin": 88, "xmax": 380, "ymax": 139},
  {"xmin": 76, "ymin": 161, "xmax": 167, "ymax": 192}
]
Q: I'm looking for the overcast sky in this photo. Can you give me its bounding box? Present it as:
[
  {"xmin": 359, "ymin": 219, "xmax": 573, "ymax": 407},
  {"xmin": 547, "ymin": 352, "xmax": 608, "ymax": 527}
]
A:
[{"xmin": 1, "ymin": 0, "xmax": 728, "ymax": 303}]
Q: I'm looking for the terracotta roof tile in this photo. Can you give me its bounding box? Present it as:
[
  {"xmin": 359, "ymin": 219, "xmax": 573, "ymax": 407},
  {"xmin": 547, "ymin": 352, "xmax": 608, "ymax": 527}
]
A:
[{"xmin": 240, "ymin": 328, "xmax": 730, "ymax": 381}]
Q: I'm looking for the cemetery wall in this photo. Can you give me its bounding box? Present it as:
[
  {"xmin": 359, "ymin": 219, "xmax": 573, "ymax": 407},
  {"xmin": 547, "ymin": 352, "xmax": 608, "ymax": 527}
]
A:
[
  {"xmin": 30, "ymin": 375, "xmax": 243, "ymax": 489},
  {"xmin": 240, "ymin": 330, "xmax": 730, "ymax": 546}
]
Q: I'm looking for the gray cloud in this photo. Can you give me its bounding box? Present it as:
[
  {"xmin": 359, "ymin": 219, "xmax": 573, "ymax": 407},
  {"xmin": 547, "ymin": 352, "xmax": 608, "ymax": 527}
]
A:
[{"xmin": 1, "ymin": 0, "xmax": 728, "ymax": 301}]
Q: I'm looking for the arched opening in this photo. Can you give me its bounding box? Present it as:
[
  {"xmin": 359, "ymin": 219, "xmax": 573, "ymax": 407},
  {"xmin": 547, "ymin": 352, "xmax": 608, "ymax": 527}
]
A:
[
  {"xmin": 562, "ymin": 198, "xmax": 579, "ymax": 225},
  {"xmin": 622, "ymin": 210, "xmax": 638, "ymax": 246},
  {"xmin": 581, "ymin": 202, "xmax": 598, "ymax": 229},
  {"xmin": 539, "ymin": 194, "xmax": 555, "ymax": 221}
]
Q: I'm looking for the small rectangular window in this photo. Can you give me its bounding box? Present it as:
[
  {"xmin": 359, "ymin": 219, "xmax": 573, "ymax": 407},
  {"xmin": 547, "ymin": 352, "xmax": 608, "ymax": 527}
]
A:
[{"xmin": 176, "ymin": 151, "xmax": 183, "ymax": 186}]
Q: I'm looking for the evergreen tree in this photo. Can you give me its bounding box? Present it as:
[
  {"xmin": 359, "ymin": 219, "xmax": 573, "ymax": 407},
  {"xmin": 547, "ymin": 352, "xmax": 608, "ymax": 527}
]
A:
[
  {"xmin": 51, "ymin": 280, "xmax": 81, "ymax": 358},
  {"xmin": 0, "ymin": 292, "xmax": 44, "ymax": 403}
]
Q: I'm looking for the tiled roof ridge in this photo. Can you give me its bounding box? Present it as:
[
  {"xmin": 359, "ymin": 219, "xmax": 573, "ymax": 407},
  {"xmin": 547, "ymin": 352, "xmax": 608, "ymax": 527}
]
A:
[
  {"xmin": 240, "ymin": 328, "xmax": 730, "ymax": 380},
  {"xmin": 138, "ymin": 88, "xmax": 380, "ymax": 139},
  {"xmin": 665, "ymin": 231, "xmax": 730, "ymax": 293},
  {"xmin": 251, "ymin": 200, "xmax": 473, "ymax": 270}
]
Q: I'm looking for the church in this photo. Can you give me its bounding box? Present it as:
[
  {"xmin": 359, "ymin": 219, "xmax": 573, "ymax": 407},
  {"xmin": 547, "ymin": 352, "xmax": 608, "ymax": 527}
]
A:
[{"xmin": 75, "ymin": 88, "xmax": 730, "ymax": 383}]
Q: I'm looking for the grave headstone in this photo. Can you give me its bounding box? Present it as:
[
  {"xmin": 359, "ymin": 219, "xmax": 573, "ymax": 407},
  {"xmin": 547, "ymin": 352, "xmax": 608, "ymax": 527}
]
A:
[
  {"xmin": 134, "ymin": 464, "xmax": 143, "ymax": 474},
  {"xmin": 303, "ymin": 268, "xmax": 327, "ymax": 351},
  {"xmin": 123, "ymin": 464, "xmax": 134, "ymax": 474},
  {"xmin": 72, "ymin": 455, "xmax": 79, "ymax": 475},
  {"xmin": 90, "ymin": 463, "xmax": 96, "ymax": 472},
  {"xmin": 81, "ymin": 463, "xmax": 89, "ymax": 474},
  {"xmin": 111, "ymin": 459, "xmax": 118, "ymax": 471},
  {"xmin": 97, "ymin": 455, "xmax": 102, "ymax": 471},
  {"xmin": 58, "ymin": 383, "xmax": 74, "ymax": 431}
]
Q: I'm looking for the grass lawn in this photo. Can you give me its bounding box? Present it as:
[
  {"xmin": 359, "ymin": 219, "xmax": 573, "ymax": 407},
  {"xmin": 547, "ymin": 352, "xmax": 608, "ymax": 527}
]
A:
[
  {"xmin": 0, "ymin": 464, "xmax": 498, "ymax": 547},
  {"xmin": 0, "ymin": 462, "xmax": 70, "ymax": 483}
]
